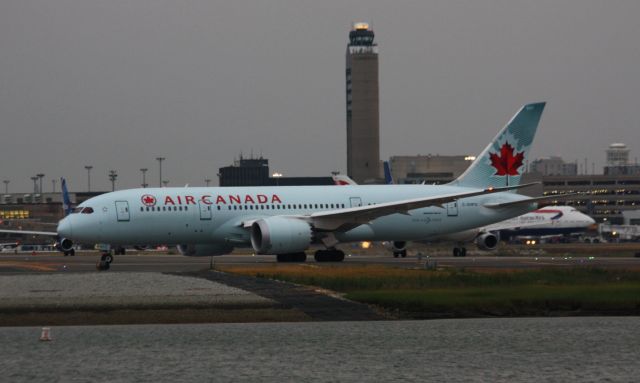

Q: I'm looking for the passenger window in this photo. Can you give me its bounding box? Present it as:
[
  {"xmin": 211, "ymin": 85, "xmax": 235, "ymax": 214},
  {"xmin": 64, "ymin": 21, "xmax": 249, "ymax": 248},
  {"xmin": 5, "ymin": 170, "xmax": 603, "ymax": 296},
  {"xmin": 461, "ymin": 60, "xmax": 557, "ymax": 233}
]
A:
[
  {"xmin": 163, "ymin": 206, "xmax": 166, "ymax": 211},
  {"xmin": 217, "ymin": 206, "xmax": 220, "ymax": 210},
  {"xmin": 140, "ymin": 207, "xmax": 144, "ymax": 212}
]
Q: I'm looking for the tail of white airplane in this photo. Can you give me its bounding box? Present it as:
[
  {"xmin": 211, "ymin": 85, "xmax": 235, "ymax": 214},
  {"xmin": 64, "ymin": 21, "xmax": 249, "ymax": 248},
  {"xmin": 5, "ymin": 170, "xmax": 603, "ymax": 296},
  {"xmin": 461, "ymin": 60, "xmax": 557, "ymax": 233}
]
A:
[
  {"xmin": 332, "ymin": 174, "xmax": 358, "ymax": 186},
  {"xmin": 450, "ymin": 102, "xmax": 546, "ymax": 189}
]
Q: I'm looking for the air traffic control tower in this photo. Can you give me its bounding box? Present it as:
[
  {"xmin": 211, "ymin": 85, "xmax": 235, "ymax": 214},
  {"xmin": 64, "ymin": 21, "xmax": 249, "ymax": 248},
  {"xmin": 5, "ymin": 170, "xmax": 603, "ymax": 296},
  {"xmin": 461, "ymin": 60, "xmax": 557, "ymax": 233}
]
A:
[{"xmin": 346, "ymin": 22, "xmax": 380, "ymax": 184}]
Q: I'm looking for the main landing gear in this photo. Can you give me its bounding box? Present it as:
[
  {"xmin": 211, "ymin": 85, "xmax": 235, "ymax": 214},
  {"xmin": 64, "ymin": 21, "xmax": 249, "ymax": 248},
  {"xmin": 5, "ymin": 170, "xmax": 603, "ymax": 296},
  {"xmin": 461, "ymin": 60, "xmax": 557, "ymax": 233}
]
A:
[
  {"xmin": 453, "ymin": 247, "xmax": 467, "ymax": 257},
  {"xmin": 276, "ymin": 253, "xmax": 307, "ymax": 263},
  {"xmin": 393, "ymin": 249, "xmax": 407, "ymax": 258},
  {"xmin": 63, "ymin": 249, "xmax": 75, "ymax": 256},
  {"xmin": 314, "ymin": 249, "xmax": 345, "ymax": 262},
  {"xmin": 96, "ymin": 253, "xmax": 114, "ymax": 271}
]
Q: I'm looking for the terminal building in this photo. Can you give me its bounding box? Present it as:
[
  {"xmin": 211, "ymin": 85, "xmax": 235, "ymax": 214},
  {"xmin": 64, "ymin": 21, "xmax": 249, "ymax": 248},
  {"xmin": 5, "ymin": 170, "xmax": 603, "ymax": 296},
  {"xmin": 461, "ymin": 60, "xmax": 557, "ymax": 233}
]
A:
[
  {"xmin": 218, "ymin": 156, "xmax": 333, "ymax": 187},
  {"xmin": 346, "ymin": 23, "xmax": 381, "ymax": 184},
  {"xmin": 388, "ymin": 155, "xmax": 476, "ymax": 184}
]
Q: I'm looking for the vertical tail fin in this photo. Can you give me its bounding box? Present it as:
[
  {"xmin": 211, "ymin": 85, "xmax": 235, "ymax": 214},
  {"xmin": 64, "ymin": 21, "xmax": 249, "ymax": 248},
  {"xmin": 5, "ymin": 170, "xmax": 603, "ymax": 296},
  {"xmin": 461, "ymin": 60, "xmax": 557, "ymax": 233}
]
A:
[
  {"xmin": 450, "ymin": 102, "xmax": 546, "ymax": 189},
  {"xmin": 61, "ymin": 178, "xmax": 73, "ymax": 216},
  {"xmin": 383, "ymin": 161, "xmax": 394, "ymax": 184}
]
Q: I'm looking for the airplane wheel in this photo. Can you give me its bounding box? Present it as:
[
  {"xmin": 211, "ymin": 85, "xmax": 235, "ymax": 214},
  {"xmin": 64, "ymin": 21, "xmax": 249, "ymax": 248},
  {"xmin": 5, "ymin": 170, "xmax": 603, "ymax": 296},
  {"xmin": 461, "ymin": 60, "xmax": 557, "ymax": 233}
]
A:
[
  {"xmin": 69, "ymin": 249, "xmax": 75, "ymax": 256},
  {"xmin": 63, "ymin": 251, "xmax": 69, "ymax": 257},
  {"xmin": 453, "ymin": 247, "xmax": 461, "ymax": 257},
  {"xmin": 314, "ymin": 249, "xmax": 345, "ymax": 262},
  {"xmin": 400, "ymin": 250, "xmax": 407, "ymax": 258},
  {"xmin": 96, "ymin": 260, "xmax": 110, "ymax": 271},
  {"xmin": 393, "ymin": 252, "xmax": 399, "ymax": 258},
  {"xmin": 101, "ymin": 253, "xmax": 114, "ymax": 264},
  {"xmin": 460, "ymin": 248, "xmax": 467, "ymax": 257}
]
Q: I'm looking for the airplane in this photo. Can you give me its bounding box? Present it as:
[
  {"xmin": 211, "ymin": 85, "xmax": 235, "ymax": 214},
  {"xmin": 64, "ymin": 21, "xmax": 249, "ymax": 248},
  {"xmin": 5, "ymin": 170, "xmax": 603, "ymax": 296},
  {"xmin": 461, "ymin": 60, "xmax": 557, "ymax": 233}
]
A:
[
  {"xmin": 2, "ymin": 102, "xmax": 548, "ymax": 270},
  {"xmin": 397, "ymin": 205, "xmax": 595, "ymax": 257}
]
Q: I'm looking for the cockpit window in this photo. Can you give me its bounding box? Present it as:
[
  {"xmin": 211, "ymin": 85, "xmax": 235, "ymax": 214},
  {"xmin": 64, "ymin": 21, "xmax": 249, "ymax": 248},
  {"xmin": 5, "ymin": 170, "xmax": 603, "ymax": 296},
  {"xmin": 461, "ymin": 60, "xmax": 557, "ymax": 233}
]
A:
[
  {"xmin": 81, "ymin": 207, "xmax": 94, "ymax": 214},
  {"xmin": 71, "ymin": 207, "xmax": 83, "ymax": 214}
]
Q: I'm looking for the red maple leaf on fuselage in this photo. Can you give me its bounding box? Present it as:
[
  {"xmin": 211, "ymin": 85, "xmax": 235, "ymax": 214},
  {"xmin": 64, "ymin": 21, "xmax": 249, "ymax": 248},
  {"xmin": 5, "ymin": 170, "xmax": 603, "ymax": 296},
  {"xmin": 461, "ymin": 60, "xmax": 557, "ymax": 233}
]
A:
[
  {"xmin": 142, "ymin": 195, "xmax": 156, "ymax": 205},
  {"xmin": 489, "ymin": 142, "xmax": 524, "ymax": 176}
]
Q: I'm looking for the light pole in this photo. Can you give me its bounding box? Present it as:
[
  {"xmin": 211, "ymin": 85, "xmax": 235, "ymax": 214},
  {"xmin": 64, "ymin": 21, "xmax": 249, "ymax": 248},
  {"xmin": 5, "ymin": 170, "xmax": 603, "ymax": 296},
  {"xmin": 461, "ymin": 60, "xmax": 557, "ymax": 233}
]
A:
[
  {"xmin": 36, "ymin": 173, "xmax": 45, "ymax": 194},
  {"xmin": 156, "ymin": 157, "xmax": 166, "ymax": 187},
  {"xmin": 84, "ymin": 165, "xmax": 93, "ymax": 192},
  {"xmin": 30, "ymin": 176, "xmax": 38, "ymax": 194},
  {"xmin": 205, "ymin": 178, "xmax": 211, "ymax": 187},
  {"xmin": 108, "ymin": 170, "xmax": 118, "ymax": 191},
  {"xmin": 2, "ymin": 180, "xmax": 8, "ymax": 194},
  {"xmin": 140, "ymin": 168, "xmax": 148, "ymax": 188}
]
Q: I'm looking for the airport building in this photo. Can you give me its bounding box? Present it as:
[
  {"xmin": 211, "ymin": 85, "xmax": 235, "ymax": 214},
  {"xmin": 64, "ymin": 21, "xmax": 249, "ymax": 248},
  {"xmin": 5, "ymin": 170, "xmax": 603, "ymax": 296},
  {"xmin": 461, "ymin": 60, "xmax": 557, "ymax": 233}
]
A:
[
  {"xmin": 529, "ymin": 156, "xmax": 578, "ymax": 176},
  {"xmin": 346, "ymin": 22, "xmax": 381, "ymax": 184},
  {"xmin": 388, "ymin": 155, "xmax": 476, "ymax": 184},
  {"xmin": 218, "ymin": 156, "xmax": 333, "ymax": 187}
]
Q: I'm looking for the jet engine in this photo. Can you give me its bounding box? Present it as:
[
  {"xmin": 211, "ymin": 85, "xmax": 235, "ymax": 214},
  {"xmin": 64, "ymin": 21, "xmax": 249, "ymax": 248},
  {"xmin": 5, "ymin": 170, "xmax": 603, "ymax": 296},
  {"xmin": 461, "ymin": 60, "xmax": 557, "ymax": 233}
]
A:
[
  {"xmin": 58, "ymin": 238, "xmax": 74, "ymax": 252},
  {"xmin": 386, "ymin": 241, "xmax": 406, "ymax": 252},
  {"xmin": 475, "ymin": 232, "xmax": 500, "ymax": 251},
  {"xmin": 177, "ymin": 244, "xmax": 234, "ymax": 257},
  {"xmin": 251, "ymin": 216, "xmax": 312, "ymax": 254}
]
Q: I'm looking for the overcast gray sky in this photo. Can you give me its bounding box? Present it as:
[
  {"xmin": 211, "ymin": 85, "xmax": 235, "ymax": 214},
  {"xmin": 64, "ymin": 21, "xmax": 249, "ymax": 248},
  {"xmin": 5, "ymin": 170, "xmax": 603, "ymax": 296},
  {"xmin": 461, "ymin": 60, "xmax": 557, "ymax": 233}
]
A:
[{"xmin": 1, "ymin": 0, "xmax": 639, "ymax": 192}]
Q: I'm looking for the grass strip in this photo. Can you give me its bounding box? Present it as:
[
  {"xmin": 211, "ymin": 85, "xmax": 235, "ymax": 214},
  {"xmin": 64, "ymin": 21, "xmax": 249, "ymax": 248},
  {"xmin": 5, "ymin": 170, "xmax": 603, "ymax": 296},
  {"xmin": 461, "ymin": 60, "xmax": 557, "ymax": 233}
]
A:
[{"xmin": 220, "ymin": 265, "xmax": 640, "ymax": 318}]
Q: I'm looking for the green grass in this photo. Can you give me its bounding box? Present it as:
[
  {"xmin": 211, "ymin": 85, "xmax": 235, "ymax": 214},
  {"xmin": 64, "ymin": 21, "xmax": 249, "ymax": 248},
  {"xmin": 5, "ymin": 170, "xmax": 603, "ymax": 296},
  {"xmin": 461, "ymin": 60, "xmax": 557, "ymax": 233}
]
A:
[
  {"xmin": 346, "ymin": 284, "xmax": 640, "ymax": 316},
  {"xmin": 221, "ymin": 265, "xmax": 640, "ymax": 317}
]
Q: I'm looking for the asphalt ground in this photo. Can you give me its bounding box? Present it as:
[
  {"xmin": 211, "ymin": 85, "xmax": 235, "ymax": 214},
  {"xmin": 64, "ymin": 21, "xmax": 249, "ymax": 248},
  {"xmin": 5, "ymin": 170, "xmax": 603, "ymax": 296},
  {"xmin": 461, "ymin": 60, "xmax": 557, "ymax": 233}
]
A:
[{"xmin": 2, "ymin": 250, "xmax": 640, "ymax": 273}]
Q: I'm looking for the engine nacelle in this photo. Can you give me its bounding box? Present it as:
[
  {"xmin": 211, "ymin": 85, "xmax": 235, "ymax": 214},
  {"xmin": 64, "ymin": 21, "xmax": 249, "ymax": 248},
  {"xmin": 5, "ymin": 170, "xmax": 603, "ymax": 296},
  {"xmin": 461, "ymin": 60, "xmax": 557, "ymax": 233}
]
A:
[
  {"xmin": 58, "ymin": 238, "xmax": 74, "ymax": 252},
  {"xmin": 475, "ymin": 232, "xmax": 500, "ymax": 251},
  {"xmin": 177, "ymin": 244, "xmax": 234, "ymax": 257},
  {"xmin": 251, "ymin": 216, "xmax": 312, "ymax": 254},
  {"xmin": 390, "ymin": 241, "xmax": 407, "ymax": 252}
]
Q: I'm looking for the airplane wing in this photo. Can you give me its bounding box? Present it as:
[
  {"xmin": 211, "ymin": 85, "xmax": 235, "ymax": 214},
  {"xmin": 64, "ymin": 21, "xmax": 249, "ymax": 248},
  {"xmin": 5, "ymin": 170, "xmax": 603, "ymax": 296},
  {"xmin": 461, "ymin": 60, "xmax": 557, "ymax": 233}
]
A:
[
  {"xmin": 306, "ymin": 182, "xmax": 539, "ymax": 231},
  {"xmin": 0, "ymin": 229, "xmax": 58, "ymax": 236},
  {"xmin": 483, "ymin": 193, "xmax": 577, "ymax": 209}
]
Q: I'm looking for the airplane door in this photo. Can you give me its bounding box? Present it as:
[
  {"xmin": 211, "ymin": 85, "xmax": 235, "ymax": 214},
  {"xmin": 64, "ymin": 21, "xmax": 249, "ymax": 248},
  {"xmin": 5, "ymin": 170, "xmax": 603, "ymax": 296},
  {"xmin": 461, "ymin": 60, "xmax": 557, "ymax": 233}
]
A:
[
  {"xmin": 199, "ymin": 201, "xmax": 212, "ymax": 220},
  {"xmin": 447, "ymin": 201, "xmax": 458, "ymax": 217},
  {"xmin": 350, "ymin": 197, "xmax": 362, "ymax": 207},
  {"xmin": 115, "ymin": 201, "xmax": 130, "ymax": 222}
]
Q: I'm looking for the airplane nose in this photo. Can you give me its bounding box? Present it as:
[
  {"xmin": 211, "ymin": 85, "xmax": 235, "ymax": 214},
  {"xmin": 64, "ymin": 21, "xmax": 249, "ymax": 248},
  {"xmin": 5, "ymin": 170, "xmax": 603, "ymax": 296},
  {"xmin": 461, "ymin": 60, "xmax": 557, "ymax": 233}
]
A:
[{"xmin": 57, "ymin": 218, "xmax": 73, "ymax": 238}]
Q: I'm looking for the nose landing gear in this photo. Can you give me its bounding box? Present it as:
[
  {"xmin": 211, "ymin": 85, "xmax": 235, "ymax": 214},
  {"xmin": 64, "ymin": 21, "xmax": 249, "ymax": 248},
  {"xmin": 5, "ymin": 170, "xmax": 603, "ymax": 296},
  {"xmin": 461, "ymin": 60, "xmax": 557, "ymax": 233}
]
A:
[{"xmin": 96, "ymin": 253, "xmax": 114, "ymax": 271}]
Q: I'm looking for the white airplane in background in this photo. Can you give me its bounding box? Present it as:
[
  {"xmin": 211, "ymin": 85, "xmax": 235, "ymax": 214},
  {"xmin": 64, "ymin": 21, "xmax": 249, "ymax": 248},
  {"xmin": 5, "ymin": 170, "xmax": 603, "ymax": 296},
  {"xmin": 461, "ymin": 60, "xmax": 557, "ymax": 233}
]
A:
[
  {"xmin": 2, "ymin": 103, "xmax": 549, "ymax": 270},
  {"xmin": 398, "ymin": 205, "xmax": 595, "ymax": 257}
]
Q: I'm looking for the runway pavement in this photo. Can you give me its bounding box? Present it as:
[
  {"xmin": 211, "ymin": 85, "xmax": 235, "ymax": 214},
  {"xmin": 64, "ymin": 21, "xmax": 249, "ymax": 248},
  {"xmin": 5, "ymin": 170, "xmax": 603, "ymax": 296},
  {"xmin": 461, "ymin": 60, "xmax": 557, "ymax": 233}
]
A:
[{"xmin": 2, "ymin": 251, "xmax": 640, "ymax": 273}]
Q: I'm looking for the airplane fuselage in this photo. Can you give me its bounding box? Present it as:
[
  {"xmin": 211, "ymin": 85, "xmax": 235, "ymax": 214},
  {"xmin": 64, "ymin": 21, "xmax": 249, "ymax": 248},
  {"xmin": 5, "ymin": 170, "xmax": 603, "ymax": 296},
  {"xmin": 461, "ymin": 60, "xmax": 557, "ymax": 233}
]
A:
[{"xmin": 58, "ymin": 185, "xmax": 535, "ymax": 249}]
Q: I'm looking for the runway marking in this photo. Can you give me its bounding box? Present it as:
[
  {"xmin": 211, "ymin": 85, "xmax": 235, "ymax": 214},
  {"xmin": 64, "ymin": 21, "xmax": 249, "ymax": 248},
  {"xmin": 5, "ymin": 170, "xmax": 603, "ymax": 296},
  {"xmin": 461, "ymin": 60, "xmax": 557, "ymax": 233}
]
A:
[{"xmin": 0, "ymin": 261, "xmax": 58, "ymax": 272}]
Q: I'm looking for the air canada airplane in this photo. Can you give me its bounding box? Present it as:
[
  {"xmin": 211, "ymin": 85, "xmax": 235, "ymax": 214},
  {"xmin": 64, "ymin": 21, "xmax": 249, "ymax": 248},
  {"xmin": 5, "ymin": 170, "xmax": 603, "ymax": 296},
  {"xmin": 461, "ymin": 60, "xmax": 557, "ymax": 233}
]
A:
[{"xmin": 3, "ymin": 103, "xmax": 548, "ymax": 269}]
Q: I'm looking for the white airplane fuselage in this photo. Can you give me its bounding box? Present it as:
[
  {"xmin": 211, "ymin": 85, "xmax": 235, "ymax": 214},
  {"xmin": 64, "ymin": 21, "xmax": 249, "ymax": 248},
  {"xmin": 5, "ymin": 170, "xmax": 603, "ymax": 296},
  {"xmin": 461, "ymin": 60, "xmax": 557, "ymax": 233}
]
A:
[{"xmin": 58, "ymin": 185, "xmax": 535, "ymax": 249}]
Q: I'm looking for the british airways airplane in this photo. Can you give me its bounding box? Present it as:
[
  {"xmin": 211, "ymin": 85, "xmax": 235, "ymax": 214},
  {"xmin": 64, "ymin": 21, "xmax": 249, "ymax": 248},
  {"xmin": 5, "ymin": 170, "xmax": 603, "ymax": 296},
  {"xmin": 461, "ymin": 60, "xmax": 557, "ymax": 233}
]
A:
[{"xmin": 4, "ymin": 103, "xmax": 547, "ymax": 269}]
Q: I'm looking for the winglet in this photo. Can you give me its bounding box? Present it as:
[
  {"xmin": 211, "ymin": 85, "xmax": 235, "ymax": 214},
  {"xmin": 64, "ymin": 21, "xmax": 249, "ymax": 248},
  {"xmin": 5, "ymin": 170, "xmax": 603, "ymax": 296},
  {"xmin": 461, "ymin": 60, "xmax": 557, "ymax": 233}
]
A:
[
  {"xmin": 61, "ymin": 178, "xmax": 73, "ymax": 216},
  {"xmin": 383, "ymin": 161, "xmax": 394, "ymax": 184}
]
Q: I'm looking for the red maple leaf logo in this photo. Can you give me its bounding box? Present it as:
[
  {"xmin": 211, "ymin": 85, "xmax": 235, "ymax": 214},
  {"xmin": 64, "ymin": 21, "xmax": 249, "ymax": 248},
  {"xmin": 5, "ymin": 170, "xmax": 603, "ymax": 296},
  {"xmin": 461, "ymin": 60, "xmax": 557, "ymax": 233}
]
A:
[
  {"xmin": 141, "ymin": 194, "xmax": 156, "ymax": 206},
  {"xmin": 489, "ymin": 142, "xmax": 524, "ymax": 176}
]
